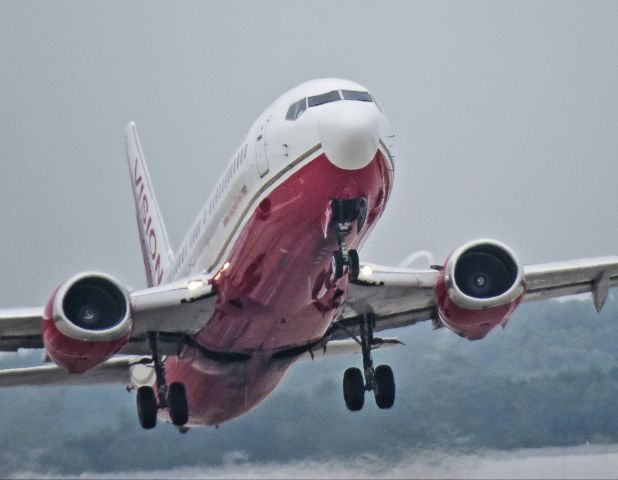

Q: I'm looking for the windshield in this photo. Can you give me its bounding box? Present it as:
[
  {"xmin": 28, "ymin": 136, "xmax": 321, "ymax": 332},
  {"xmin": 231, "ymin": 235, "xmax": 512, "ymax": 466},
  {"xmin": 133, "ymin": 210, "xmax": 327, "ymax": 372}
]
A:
[
  {"xmin": 308, "ymin": 90, "xmax": 341, "ymax": 107},
  {"xmin": 285, "ymin": 98, "xmax": 307, "ymax": 121},
  {"xmin": 287, "ymin": 89, "xmax": 377, "ymax": 120},
  {"xmin": 341, "ymin": 90, "xmax": 372, "ymax": 102}
]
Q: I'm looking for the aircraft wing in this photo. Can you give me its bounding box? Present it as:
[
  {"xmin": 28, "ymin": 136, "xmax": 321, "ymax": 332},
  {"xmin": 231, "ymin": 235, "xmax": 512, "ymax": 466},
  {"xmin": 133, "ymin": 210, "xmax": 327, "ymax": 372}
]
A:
[
  {"xmin": 333, "ymin": 263, "xmax": 438, "ymax": 339},
  {"xmin": 0, "ymin": 308, "xmax": 46, "ymax": 350},
  {"xmin": 0, "ymin": 257, "xmax": 615, "ymax": 352},
  {"xmin": 521, "ymin": 257, "xmax": 617, "ymax": 310},
  {"xmin": 332, "ymin": 256, "xmax": 618, "ymax": 339},
  {"xmin": 0, "ymin": 356, "xmax": 145, "ymax": 387},
  {"xmin": 0, "ymin": 274, "xmax": 217, "ymax": 354}
]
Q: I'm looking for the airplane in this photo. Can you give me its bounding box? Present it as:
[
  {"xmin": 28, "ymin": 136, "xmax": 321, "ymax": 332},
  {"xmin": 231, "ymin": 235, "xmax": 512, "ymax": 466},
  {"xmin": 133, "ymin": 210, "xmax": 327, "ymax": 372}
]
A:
[{"xmin": 0, "ymin": 78, "xmax": 616, "ymax": 431}]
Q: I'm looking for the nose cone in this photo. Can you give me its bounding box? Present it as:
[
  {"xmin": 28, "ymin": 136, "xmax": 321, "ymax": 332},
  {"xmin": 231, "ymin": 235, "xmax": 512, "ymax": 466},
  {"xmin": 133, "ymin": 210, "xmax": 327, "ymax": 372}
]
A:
[{"xmin": 318, "ymin": 102, "xmax": 380, "ymax": 170}]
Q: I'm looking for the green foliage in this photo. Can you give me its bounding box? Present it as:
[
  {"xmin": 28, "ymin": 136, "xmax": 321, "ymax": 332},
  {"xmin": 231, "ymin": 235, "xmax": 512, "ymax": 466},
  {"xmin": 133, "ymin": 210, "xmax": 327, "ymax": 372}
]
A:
[{"xmin": 0, "ymin": 296, "xmax": 616, "ymax": 474}]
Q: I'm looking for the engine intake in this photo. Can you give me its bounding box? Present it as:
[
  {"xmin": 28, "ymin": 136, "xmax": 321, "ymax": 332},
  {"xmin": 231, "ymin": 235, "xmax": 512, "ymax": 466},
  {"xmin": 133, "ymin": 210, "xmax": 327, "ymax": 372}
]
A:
[
  {"xmin": 43, "ymin": 272, "xmax": 133, "ymax": 373},
  {"xmin": 62, "ymin": 276, "xmax": 128, "ymax": 332},
  {"xmin": 454, "ymin": 243, "xmax": 519, "ymax": 299},
  {"xmin": 52, "ymin": 272, "xmax": 132, "ymax": 342},
  {"xmin": 443, "ymin": 239, "xmax": 524, "ymax": 310},
  {"xmin": 435, "ymin": 240, "xmax": 525, "ymax": 341}
]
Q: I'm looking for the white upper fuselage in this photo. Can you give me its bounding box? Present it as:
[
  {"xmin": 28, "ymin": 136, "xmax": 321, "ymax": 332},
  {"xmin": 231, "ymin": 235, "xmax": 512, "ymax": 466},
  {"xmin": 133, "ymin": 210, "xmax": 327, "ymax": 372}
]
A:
[{"xmin": 165, "ymin": 78, "xmax": 395, "ymax": 282}]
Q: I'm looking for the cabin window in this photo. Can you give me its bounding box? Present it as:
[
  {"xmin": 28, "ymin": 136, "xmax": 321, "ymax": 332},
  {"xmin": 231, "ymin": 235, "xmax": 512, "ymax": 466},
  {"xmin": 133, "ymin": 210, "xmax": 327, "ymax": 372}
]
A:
[{"xmin": 341, "ymin": 90, "xmax": 372, "ymax": 102}]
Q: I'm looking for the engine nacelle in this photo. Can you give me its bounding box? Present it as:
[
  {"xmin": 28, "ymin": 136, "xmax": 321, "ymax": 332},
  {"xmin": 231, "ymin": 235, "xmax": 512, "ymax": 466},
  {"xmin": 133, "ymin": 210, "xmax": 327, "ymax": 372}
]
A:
[
  {"xmin": 43, "ymin": 272, "xmax": 132, "ymax": 373},
  {"xmin": 435, "ymin": 239, "xmax": 525, "ymax": 340}
]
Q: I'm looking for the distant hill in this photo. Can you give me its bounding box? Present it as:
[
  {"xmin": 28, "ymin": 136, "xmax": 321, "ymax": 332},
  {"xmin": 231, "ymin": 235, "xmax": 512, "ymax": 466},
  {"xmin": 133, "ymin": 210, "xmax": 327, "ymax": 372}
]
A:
[{"xmin": 0, "ymin": 294, "xmax": 615, "ymax": 475}]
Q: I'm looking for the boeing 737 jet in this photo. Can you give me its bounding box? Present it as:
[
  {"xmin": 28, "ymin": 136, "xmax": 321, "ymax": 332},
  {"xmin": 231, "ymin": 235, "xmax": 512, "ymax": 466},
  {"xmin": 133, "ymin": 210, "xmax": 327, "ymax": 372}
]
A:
[{"xmin": 0, "ymin": 78, "xmax": 616, "ymax": 430}]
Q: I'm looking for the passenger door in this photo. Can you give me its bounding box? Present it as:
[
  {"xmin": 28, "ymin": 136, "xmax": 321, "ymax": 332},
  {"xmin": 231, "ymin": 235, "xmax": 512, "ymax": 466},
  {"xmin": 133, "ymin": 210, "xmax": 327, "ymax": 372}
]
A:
[{"xmin": 255, "ymin": 115, "xmax": 269, "ymax": 177}]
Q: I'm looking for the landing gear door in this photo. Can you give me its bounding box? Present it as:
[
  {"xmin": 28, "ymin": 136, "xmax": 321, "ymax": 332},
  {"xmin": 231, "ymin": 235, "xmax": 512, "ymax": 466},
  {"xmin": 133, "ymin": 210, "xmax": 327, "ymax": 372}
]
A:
[{"xmin": 255, "ymin": 117, "xmax": 269, "ymax": 177}]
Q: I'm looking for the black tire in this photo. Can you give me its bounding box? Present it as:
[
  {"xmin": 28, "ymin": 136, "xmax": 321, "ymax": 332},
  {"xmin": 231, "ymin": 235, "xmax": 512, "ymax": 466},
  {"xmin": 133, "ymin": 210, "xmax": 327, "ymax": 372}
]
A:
[
  {"xmin": 374, "ymin": 364, "xmax": 395, "ymax": 409},
  {"xmin": 137, "ymin": 386, "xmax": 157, "ymax": 430},
  {"xmin": 348, "ymin": 249, "xmax": 360, "ymax": 280},
  {"xmin": 332, "ymin": 251, "xmax": 345, "ymax": 279},
  {"xmin": 169, "ymin": 382, "xmax": 189, "ymax": 426},
  {"xmin": 343, "ymin": 367, "xmax": 365, "ymax": 411}
]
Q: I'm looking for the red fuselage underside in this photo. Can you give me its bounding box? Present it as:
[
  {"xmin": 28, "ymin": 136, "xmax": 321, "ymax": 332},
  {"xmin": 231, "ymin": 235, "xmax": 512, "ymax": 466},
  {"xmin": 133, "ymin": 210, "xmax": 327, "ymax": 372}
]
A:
[{"xmin": 165, "ymin": 151, "xmax": 393, "ymax": 425}]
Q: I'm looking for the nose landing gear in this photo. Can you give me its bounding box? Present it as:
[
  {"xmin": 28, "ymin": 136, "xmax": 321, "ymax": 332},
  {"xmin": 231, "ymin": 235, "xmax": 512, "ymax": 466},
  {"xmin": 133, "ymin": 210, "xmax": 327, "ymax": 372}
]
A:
[
  {"xmin": 342, "ymin": 314, "xmax": 396, "ymax": 411},
  {"xmin": 330, "ymin": 198, "xmax": 366, "ymax": 280},
  {"xmin": 331, "ymin": 248, "xmax": 360, "ymax": 280},
  {"xmin": 136, "ymin": 332, "xmax": 189, "ymax": 430}
]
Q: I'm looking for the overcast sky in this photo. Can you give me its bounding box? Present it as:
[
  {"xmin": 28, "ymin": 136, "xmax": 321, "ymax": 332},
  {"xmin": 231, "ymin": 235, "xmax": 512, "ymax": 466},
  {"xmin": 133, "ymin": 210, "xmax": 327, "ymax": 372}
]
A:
[
  {"xmin": 0, "ymin": 1, "xmax": 616, "ymax": 476},
  {"xmin": 0, "ymin": 0, "xmax": 615, "ymax": 306}
]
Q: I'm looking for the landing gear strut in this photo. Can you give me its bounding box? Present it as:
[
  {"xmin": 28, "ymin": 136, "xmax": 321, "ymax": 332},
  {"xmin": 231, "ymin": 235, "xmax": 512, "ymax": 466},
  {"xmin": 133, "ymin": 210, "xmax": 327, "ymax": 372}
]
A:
[
  {"xmin": 330, "ymin": 198, "xmax": 366, "ymax": 280},
  {"xmin": 135, "ymin": 332, "xmax": 189, "ymax": 429},
  {"xmin": 342, "ymin": 314, "xmax": 396, "ymax": 411}
]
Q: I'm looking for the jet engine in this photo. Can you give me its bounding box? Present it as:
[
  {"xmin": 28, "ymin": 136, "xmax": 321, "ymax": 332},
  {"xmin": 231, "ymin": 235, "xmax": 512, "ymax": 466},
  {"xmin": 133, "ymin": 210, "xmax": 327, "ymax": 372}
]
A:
[
  {"xmin": 435, "ymin": 239, "xmax": 525, "ymax": 340},
  {"xmin": 42, "ymin": 272, "xmax": 132, "ymax": 373}
]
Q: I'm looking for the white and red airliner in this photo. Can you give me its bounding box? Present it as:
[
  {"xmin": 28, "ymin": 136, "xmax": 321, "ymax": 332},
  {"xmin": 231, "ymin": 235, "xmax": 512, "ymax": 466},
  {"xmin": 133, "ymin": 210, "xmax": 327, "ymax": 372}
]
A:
[{"xmin": 0, "ymin": 78, "xmax": 616, "ymax": 430}]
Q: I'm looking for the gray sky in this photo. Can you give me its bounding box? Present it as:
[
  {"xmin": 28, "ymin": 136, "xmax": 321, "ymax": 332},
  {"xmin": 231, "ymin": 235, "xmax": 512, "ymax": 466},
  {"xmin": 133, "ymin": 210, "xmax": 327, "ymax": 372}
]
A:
[
  {"xmin": 0, "ymin": 0, "xmax": 615, "ymax": 306},
  {"xmin": 0, "ymin": 2, "xmax": 616, "ymax": 475}
]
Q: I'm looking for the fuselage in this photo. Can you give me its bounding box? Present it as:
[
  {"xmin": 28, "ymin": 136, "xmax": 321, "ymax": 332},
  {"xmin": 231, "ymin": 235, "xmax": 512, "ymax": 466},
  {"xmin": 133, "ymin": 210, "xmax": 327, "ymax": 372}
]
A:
[{"xmin": 162, "ymin": 79, "xmax": 395, "ymax": 425}]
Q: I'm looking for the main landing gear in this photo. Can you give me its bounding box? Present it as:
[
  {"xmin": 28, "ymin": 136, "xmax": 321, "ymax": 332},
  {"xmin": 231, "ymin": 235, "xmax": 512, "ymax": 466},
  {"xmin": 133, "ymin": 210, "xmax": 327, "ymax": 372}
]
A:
[
  {"xmin": 342, "ymin": 314, "xmax": 396, "ymax": 411},
  {"xmin": 136, "ymin": 332, "xmax": 189, "ymax": 430},
  {"xmin": 330, "ymin": 198, "xmax": 366, "ymax": 280}
]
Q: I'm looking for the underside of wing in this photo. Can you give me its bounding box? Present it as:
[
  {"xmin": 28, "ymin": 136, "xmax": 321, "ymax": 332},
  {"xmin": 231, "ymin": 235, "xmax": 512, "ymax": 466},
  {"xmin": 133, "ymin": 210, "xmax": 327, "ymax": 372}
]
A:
[
  {"xmin": 331, "ymin": 263, "xmax": 439, "ymax": 340},
  {"xmin": 123, "ymin": 274, "xmax": 217, "ymax": 354},
  {"xmin": 0, "ymin": 274, "xmax": 217, "ymax": 355},
  {"xmin": 300, "ymin": 337, "xmax": 403, "ymax": 361},
  {"xmin": 0, "ymin": 356, "xmax": 144, "ymax": 387},
  {"xmin": 0, "ymin": 308, "xmax": 44, "ymax": 351},
  {"xmin": 523, "ymin": 257, "xmax": 618, "ymax": 311}
]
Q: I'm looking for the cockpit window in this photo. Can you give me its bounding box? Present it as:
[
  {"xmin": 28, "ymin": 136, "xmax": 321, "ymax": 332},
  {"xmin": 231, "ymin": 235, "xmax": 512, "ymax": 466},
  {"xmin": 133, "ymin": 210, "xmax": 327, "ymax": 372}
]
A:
[
  {"xmin": 285, "ymin": 98, "xmax": 307, "ymax": 121},
  {"xmin": 308, "ymin": 90, "xmax": 341, "ymax": 107},
  {"xmin": 370, "ymin": 94, "xmax": 383, "ymax": 111},
  {"xmin": 286, "ymin": 89, "xmax": 380, "ymax": 119},
  {"xmin": 341, "ymin": 90, "xmax": 372, "ymax": 102}
]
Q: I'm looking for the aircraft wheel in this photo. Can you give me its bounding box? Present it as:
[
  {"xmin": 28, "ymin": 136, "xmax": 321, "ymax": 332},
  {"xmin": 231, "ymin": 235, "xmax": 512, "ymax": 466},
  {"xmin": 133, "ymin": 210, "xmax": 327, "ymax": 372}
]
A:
[
  {"xmin": 343, "ymin": 367, "xmax": 365, "ymax": 411},
  {"xmin": 348, "ymin": 249, "xmax": 360, "ymax": 280},
  {"xmin": 374, "ymin": 364, "xmax": 395, "ymax": 409},
  {"xmin": 137, "ymin": 386, "xmax": 157, "ymax": 429},
  {"xmin": 169, "ymin": 382, "xmax": 189, "ymax": 426},
  {"xmin": 332, "ymin": 251, "xmax": 345, "ymax": 279}
]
